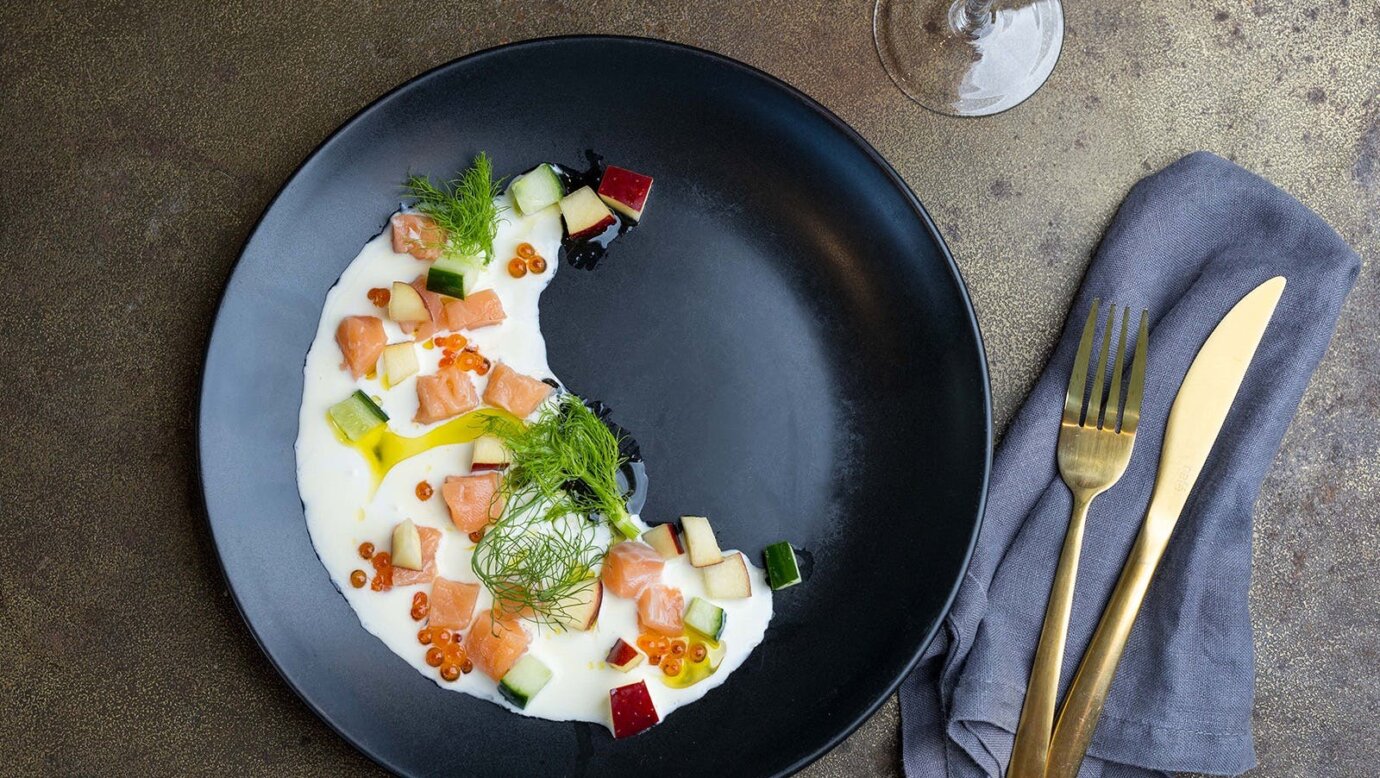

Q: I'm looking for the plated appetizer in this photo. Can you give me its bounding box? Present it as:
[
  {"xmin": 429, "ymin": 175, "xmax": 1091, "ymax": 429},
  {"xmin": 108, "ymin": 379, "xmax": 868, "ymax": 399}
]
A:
[{"xmin": 295, "ymin": 153, "xmax": 801, "ymax": 735}]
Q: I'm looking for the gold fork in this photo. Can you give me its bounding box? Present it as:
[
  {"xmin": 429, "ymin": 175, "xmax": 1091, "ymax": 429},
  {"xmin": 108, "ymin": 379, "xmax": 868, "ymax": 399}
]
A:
[{"xmin": 1006, "ymin": 301, "xmax": 1149, "ymax": 778}]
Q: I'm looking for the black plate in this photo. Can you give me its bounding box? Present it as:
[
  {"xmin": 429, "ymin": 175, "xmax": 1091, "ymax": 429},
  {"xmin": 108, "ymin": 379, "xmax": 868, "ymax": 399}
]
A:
[{"xmin": 198, "ymin": 36, "xmax": 990, "ymax": 777}]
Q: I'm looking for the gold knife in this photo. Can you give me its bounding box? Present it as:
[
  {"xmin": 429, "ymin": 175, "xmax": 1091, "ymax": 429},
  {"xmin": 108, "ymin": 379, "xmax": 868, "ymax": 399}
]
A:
[{"xmin": 1042, "ymin": 276, "xmax": 1286, "ymax": 778}]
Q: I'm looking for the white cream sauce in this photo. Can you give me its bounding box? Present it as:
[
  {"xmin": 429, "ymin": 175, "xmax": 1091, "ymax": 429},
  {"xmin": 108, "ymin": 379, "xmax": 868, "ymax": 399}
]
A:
[{"xmin": 295, "ymin": 194, "xmax": 773, "ymax": 731}]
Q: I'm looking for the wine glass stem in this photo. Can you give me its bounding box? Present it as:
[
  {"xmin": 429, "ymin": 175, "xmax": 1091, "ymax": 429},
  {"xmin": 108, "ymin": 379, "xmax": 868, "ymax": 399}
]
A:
[{"xmin": 956, "ymin": 0, "xmax": 994, "ymax": 35}]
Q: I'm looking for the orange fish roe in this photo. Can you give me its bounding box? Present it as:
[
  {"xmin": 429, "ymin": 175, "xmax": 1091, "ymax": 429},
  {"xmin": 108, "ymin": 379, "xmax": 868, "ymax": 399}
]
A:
[
  {"xmin": 358, "ymin": 542, "xmax": 375, "ymax": 560},
  {"xmin": 475, "ymin": 358, "xmax": 491, "ymax": 376},
  {"xmin": 507, "ymin": 258, "xmax": 528, "ymax": 278},
  {"xmin": 415, "ymin": 481, "xmax": 434, "ymax": 500},
  {"xmin": 369, "ymin": 551, "xmax": 393, "ymax": 591},
  {"xmin": 414, "ymin": 622, "xmax": 470, "ymax": 680},
  {"xmin": 516, "ymin": 242, "xmax": 536, "ymax": 259},
  {"xmin": 670, "ymin": 640, "xmax": 687, "ymax": 656},
  {"xmin": 438, "ymin": 354, "xmax": 456, "ymax": 369},
  {"xmin": 366, "ymin": 287, "xmax": 391, "ymax": 307},
  {"xmin": 527, "ymin": 255, "xmax": 548, "ymax": 274},
  {"xmin": 660, "ymin": 656, "xmax": 683, "ymax": 676},
  {"xmin": 458, "ymin": 351, "xmax": 481, "ymax": 372},
  {"xmin": 467, "ymin": 530, "xmax": 483, "ymax": 543},
  {"xmin": 349, "ymin": 570, "xmax": 367, "ymax": 588},
  {"xmin": 411, "ymin": 592, "xmax": 430, "ymax": 621},
  {"xmin": 689, "ymin": 642, "xmax": 708, "ymax": 663},
  {"xmin": 461, "ymin": 658, "xmax": 474, "ymax": 674},
  {"xmin": 441, "ymin": 333, "xmax": 467, "ymax": 350}
]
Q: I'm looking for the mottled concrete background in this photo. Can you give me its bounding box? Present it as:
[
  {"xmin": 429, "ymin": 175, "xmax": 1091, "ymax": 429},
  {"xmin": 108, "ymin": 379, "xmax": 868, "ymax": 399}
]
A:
[{"xmin": 1, "ymin": 1, "xmax": 1375, "ymax": 776}]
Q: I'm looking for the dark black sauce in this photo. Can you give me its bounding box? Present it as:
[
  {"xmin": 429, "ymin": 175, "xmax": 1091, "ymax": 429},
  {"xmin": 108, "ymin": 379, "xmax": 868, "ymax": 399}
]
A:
[{"xmin": 547, "ymin": 150, "xmax": 641, "ymax": 271}]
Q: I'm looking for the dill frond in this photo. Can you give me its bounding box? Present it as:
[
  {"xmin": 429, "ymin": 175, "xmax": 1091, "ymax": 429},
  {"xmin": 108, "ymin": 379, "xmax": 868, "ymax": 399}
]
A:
[{"xmin": 405, "ymin": 152, "xmax": 507, "ymax": 264}]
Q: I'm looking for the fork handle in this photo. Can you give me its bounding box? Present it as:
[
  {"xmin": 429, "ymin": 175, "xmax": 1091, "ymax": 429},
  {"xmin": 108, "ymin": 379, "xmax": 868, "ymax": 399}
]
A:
[
  {"xmin": 1007, "ymin": 490, "xmax": 1095, "ymax": 778},
  {"xmin": 1044, "ymin": 522, "xmax": 1169, "ymax": 778}
]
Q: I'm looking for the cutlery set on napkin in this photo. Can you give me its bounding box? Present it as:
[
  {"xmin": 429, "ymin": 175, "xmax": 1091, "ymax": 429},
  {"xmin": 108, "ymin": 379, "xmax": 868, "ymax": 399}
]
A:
[{"xmin": 902, "ymin": 152, "xmax": 1360, "ymax": 777}]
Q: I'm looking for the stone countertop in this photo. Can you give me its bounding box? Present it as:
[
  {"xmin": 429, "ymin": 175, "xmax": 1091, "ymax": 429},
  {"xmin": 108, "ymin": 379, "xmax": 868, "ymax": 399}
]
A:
[{"xmin": 1, "ymin": 2, "xmax": 1374, "ymax": 776}]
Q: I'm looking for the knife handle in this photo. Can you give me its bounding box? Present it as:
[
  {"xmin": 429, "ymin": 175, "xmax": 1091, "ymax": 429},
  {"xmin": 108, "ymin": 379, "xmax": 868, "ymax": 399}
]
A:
[{"xmin": 1044, "ymin": 517, "xmax": 1172, "ymax": 778}]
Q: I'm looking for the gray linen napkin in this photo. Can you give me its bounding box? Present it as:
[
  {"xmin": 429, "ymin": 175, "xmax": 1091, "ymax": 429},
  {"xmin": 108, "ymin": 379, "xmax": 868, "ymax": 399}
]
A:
[{"xmin": 900, "ymin": 152, "xmax": 1360, "ymax": 777}]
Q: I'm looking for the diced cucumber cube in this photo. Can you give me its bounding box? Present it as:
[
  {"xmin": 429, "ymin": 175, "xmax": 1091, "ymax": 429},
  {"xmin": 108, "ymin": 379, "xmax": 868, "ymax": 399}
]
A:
[
  {"xmin": 426, "ymin": 256, "xmax": 479, "ymax": 298},
  {"xmin": 684, "ymin": 596, "xmax": 726, "ymax": 641},
  {"xmin": 498, "ymin": 655, "xmax": 553, "ymax": 709},
  {"xmin": 510, "ymin": 164, "xmax": 564, "ymax": 215},
  {"xmin": 763, "ymin": 541, "xmax": 802, "ymax": 590},
  {"xmin": 328, "ymin": 390, "xmax": 388, "ymax": 441}
]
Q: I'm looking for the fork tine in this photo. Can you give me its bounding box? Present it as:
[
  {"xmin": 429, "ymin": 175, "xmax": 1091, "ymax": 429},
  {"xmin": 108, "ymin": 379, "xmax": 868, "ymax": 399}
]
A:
[
  {"xmin": 1087, "ymin": 304, "xmax": 1116, "ymax": 428},
  {"xmin": 1103, "ymin": 307, "xmax": 1130, "ymax": 431},
  {"xmin": 1121, "ymin": 310, "xmax": 1149, "ymax": 435},
  {"xmin": 1063, "ymin": 300, "xmax": 1101, "ymax": 425}
]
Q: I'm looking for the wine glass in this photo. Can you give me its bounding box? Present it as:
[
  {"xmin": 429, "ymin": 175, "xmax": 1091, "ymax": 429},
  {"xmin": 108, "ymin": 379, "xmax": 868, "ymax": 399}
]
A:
[{"xmin": 874, "ymin": 0, "xmax": 1064, "ymax": 117}]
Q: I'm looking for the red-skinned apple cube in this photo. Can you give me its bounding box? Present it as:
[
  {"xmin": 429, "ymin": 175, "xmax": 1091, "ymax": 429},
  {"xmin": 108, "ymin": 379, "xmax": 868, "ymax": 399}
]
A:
[
  {"xmin": 606, "ymin": 638, "xmax": 644, "ymax": 672},
  {"xmin": 559, "ymin": 186, "xmax": 616, "ymax": 240},
  {"xmin": 470, "ymin": 435, "xmax": 510, "ymax": 472},
  {"xmin": 597, "ymin": 166, "xmax": 653, "ymax": 221},
  {"xmin": 554, "ymin": 581, "xmax": 603, "ymax": 631},
  {"xmin": 641, "ymin": 524, "xmax": 684, "ymax": 559},
  {"xmin": 610, "ymin": 680, "xmax": 659, "ymax": 738}
]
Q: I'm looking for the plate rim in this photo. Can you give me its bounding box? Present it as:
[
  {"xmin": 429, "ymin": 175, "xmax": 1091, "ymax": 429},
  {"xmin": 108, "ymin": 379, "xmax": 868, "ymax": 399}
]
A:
[{"xmin": 196, "ymin": 33, "xmax": 992, "ymax": 777}]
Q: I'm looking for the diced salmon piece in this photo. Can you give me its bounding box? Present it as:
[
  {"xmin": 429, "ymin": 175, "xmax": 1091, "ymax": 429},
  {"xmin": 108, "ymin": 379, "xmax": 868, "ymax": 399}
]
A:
[
  {"xmin": 601, "ymin": 541, "xmax": 664, "ymax": 599},
  {"xmin": 414, "ymin": 364, "xmax": 479, "ymax": 424},
  {"xmin": 428, "ymin": 577, "xmax": 481, "ymax": 631},
  {"xmin": 441, "ymin": 472, "xmax": 504, "ymax": 533},
  {"xmin": 391, "ymin": 213, "xmax": 444, "ymax": 260},
  {"xmin": 402, "ymin": 274, "xmax": 446, "ymax": 340},
  {"xmin": 465, "ymin": 609, "xmax": 530, "ymax": 681},
  {"xmin": 482, "ymin": 362, "xmax": 554, "ymax": 418},
  {"xmin": 336, "ymin": 315, "xmax": 386, "ymax": 378},
  {"xmin": 391, "ymin": 526, "xmax": 442, "ymax": 586},
  {"xmin": 443, "ymin": 289, "xmax": 506, "ymax": 331},
  {"xmin": 637, "ymin": 584, "xmax": 684, "ymax": 636}
]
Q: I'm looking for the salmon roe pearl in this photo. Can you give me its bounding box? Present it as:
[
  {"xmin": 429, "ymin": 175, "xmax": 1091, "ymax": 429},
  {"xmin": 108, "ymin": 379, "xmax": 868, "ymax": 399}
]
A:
[
  {"xmin": 415, "ymin": 481, "xmax": 434, "ymax": 500},
  {"xmin": 690, "ymin": 643, "xmax": 708, "ymax": 663},
  {"xmin": 458, "ymin": 351, "xmax": 480, "ymax": 371},
  {"xmin": 425, "ymin": 647, "xmax": 445, "ymax": 667},
  {"xmin": 661, "ymin": 657, "xmax": 682, "ymax": 676},
  {"xmin": 358, "ymin": 542, "xmax": 375, "ymax": 560},
  {"xmin": 436, "ymin": 630, "xmax": 453, "ymax": 646},
  {"xmin": 467, "ymin": 530, "xmax": 483, "ymax": 543},
  {"xmin": 507, "ymin": 258, "xmax": 528, "ymax": 278},
  {"xmin": 670, "ymin": 641, "xmax": 687, "ymax": 656},
  {"xmin": 418, "ymin": 628, "xmax": 433, "ymax": 645},
  {"xmin": 516, "ymin": 242, "xmax": 536, "ymax": 259},
  {"xmin": 370, "ymin": 577, "xmax": 384, "ymax": 592},
  {"xmin": 461, "ymin": 659, "xmax": 474, "ymax": 674},
  {"xmin": 526, "ymin": 255, "xmax": 548, "ymax": 274},
  {"xmin": 367, "ymin": 287, "xmax": 391, "ymax": 306},
  {"xmin": 413, "ymin": 592, "xmax": 428, "ymax": 606},
  {"xmin": 475, "ymin": 358, "xmax": 491, "ymax": 376},
  {"xmin": 349, "ymin": 570, "xmax": 367, "ymax": 588},
  {"xmin": 440, "ymin": 664, "xmax": 461, "ymax": 682},
  {"xmin": 372, "ymin": 551, "xmax": 391, "ymax": 570}
]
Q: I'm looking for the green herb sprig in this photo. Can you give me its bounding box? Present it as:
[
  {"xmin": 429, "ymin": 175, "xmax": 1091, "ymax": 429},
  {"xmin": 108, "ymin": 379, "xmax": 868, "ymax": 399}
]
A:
[
  {"xmin": 471, "ymin": 395, "xmax": 634, "ymax": 629},
  {"xmin": 405, "ymin": 153, "xmax": 506, "ymax": 264}
]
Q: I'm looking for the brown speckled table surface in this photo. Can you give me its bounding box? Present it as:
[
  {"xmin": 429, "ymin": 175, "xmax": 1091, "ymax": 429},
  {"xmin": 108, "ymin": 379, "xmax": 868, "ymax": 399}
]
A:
[{"xmin": 1, "ymin": 2, "xmax": 1376, "ymax": 776}]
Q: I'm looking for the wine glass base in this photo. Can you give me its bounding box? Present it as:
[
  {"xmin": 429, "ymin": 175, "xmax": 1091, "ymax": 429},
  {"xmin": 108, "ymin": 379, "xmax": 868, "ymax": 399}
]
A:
[{"xmin": 875, "ymin": 0, "xmax": 1064, "ymax": 117}]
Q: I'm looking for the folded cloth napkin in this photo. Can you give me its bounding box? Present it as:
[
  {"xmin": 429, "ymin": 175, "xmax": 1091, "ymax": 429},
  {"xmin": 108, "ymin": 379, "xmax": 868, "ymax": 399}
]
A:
[{"xmin": 901, "ymin": 151, "xmax": 1360, "ymax": 777}]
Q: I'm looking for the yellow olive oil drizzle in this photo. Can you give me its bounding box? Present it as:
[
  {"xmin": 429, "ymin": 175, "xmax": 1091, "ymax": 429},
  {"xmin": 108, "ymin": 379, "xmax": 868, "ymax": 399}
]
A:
[
  {"xmin": 661, "ymin": 628, "xmax": 728, "ymax": 689},
  {"xmin": 329, "ymin": 408, "xmax": 518, "ymax": 492}
]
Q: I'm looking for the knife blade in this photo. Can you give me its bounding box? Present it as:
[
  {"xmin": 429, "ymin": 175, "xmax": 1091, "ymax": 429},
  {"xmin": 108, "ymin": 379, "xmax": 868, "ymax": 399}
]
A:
[{"xmin": 1042, "ymin": 276, "xmax": 1286, "ymax": 778}]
